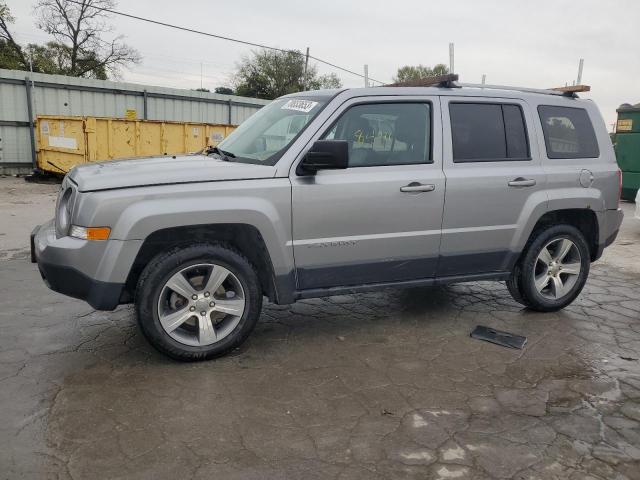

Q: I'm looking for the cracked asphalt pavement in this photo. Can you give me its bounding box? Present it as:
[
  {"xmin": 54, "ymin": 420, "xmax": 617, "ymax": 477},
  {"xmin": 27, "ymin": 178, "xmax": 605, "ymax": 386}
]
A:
[{"xmin": 1, "ymin": 177, "xmax": 639, "ymax": 479}]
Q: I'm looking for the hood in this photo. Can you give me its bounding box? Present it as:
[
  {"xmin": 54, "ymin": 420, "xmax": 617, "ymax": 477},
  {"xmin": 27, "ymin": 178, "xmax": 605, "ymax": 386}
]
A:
[{"xmin": 68, "ymin": 155, "xmax": 278, "ymax": 192}]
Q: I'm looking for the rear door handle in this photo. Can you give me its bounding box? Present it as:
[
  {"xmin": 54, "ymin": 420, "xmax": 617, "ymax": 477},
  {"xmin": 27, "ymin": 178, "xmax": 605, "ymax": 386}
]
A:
[
  {"xmin": 400, "ymin": 182, "xmax": 436, "ymax": 193},
  {"xmin": 508, "ymin": 178, "xmax": 536, "ymax": 187}
]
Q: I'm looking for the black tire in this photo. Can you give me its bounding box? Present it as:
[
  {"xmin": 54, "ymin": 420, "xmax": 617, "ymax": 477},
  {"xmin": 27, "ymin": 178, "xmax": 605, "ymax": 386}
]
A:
[
  {"xmin": 135, "ymin": 243, "xmax": 262, "ymax": 361},
  {"xmin": 517, "ymin": 225, "xmax": 590, "ymax": 312},
  {"xmin": 506, "ymin": 262, "xmax": 530, "ymax": 308}
]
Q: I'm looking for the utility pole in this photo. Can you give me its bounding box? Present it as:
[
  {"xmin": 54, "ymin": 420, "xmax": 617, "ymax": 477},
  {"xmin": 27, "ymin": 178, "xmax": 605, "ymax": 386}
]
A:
[
  {"xmin": 200, "ymin": 62, "xmax": 203, "ymax": 90},
  {"xmin": 28, "ymin": 51, "xmax": 37, "ymax": 145},
  {"xmin": 449, "ymin": 43, "xmax": 455, "ymax": 74},
  {"xmin": 26, "ymin": 51, "xmax": 37, "ymax": 169},
  {"xmin": 364, "ymin": 64, "xmax": 369, "ymax": 88},
  {"xmin": 303, "ymin": 47, "xmax": 310, "ymax": 90},
  {"xmin": 577, "ymin": 58, "xmax": 584, "ymax": 85},
  {"xmin": 481, "ymin": 74, "xmax": 486, "ymax": 85}
]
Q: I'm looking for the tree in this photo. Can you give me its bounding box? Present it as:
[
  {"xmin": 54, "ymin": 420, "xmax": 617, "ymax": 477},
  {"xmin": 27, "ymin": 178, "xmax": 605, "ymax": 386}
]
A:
[
  {"xmin": 0, "ymin": 2, "xmax": 29, "ymax": 69},
  {"xmin": 0, "ymin": 39, "xmax": 24, "ymax": 70},
  {"xmin": 34, "ymin": 0, "xmax": 139, "ymax": 79},
  {"xmin": 0, "ymin": 0, "xmax": 139, "ymax": 78},
  {"xmin": 393, "ymin": 63, "xmax": 449, "ymax": 83},
  {"xmin": 308, "ymin": 72, "xmax": 341, "ymax": 91},
  {"xmin": 234, "ymin": 49, "xmax": 342, "ymax": 100},
  {"xmin": 214, "ymin": 86, "xmax": 234, "ymax": 95},
  {"xmin": 26, "ymin": 42, "xmax": 76, "ymax": 75}
]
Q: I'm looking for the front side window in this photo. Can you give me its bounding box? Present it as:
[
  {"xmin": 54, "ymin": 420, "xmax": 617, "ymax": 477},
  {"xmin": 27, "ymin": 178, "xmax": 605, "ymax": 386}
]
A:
[
  {"xmin": 216, "ymin": 96, "xmax": 328, "ymax": 165},
  {"xmin": 322, "ymin": 103, "xmax": 431, "ymax": 167},
  {"xmin": 450, "ymin": 103, "xmax": 530, "ymax": 162},
  {"xmin": 538, "ymin": 105, "xmax": 599, "ymax": 159}
]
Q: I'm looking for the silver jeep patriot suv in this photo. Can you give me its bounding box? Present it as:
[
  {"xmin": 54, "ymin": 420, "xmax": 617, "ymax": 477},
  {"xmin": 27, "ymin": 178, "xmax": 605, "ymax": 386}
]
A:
[{"xmin": 32, "ymin": 82, "xmax": 624, "ymax": 361}]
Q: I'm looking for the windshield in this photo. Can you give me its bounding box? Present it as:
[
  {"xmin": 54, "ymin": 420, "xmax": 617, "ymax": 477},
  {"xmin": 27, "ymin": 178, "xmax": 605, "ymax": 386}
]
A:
[{"xmin": 215, "ymin": 96, "xmax": 328, "ymax": 165}]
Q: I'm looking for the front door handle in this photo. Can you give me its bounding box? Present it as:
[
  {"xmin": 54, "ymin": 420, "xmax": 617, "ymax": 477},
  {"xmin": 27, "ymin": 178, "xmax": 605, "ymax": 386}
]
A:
[
  {"xmin": 400, "ymin": 182, "xmax": 436, "ymax": 193},
  {"xmin": 508, "ymin": 177, "xmax": 537, "ymax": 188}
]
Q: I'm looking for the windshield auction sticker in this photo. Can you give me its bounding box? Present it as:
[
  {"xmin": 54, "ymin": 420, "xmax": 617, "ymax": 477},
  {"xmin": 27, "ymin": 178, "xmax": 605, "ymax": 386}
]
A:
[{"xmin": 281, "ymin": 99, "xmax": 318, "ymax": 113}]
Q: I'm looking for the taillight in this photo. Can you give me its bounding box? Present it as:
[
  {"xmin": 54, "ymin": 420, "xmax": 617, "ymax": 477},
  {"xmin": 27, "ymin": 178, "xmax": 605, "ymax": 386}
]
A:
[{"xmin": 617, "ymin": 169, "xmax": 622, "ymax": 208}]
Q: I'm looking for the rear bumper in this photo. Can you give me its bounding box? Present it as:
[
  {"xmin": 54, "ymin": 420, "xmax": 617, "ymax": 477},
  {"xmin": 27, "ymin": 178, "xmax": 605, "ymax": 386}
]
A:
[
  {"xmin": 31, "ymin": 220, "xmax": 127, "ymax": 311},
  {"xmin": 594, "ymin": 208, "xmax": 624, "ymax": 260}
]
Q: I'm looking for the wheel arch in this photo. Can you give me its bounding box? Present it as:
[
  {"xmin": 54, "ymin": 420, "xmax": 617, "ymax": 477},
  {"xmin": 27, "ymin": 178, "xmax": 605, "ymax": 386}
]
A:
[
  {"xmin": 518, "ymin": 208, "xmax": 599, "ymax": 266},
  {"xmin": 122, "ymin": 223, "xmax": 284, "ymax": 304}
]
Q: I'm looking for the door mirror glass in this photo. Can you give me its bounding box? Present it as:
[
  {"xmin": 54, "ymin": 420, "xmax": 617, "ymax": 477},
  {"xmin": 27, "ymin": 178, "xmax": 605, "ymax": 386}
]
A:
[{"xmin": 298, "ymin": 140, "xmax": 349, "ymax": 174}]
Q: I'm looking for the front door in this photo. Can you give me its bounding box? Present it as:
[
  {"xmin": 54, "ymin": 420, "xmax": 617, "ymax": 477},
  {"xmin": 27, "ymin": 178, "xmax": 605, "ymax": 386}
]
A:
[
  {"xmin": 290, "ymin": 97, "xmax": 445, "ymax": 290},
  {"xmin": 439, "ymin": 97, "xmax": 547, "ymax": 276}
]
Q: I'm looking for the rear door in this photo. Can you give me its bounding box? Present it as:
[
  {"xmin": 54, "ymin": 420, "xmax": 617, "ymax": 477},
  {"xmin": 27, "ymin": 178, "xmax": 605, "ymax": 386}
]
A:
[
  {"xmin": 290, "ymin": 97, "xmax": 446, "ymax": 290},
  {"xmin": 439, "ymin": 97, "xmax": 547, "ymax": 276}
]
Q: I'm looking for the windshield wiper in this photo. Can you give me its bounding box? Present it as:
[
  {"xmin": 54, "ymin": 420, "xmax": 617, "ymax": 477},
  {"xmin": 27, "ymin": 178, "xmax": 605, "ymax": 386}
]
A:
[{"xmin": 206, "ymin": 146, "xmax": 236, "ymax": 162}]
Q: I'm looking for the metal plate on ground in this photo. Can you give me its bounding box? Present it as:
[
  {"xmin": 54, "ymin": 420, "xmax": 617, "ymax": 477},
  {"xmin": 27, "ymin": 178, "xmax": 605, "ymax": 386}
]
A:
[{"xmin": 471, "ymin": 325, "xmax": 527, "ymax": 349}]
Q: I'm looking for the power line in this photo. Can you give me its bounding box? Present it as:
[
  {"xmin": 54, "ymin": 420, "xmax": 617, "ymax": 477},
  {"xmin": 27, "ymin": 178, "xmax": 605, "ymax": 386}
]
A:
[
  {"xmin": 64, "ymin": 0, "xmax": 386, "ymax": 85},
  {"xmin": 308, "ymin": 54, "xmax": 381, "ymax": 84}
]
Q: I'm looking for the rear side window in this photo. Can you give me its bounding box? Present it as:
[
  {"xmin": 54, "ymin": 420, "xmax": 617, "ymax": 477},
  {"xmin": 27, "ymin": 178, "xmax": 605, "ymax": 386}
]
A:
[
  {"xmin": 450, "ymin": 103, "xmax": 530, "ymax": 162},
  {"xmin": 538, "ymin": 105, "xmax": 599, "ymax": 159}
]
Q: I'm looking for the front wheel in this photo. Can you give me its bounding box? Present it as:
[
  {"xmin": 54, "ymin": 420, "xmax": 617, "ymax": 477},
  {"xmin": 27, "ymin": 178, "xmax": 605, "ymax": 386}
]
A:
[
  {"xmin": 135, "ymin": 243, "xmax": 262, "ymax": 361},
  {"xmin": 512, "ymin": 225, "xmax": 590, "ymax": 312}
]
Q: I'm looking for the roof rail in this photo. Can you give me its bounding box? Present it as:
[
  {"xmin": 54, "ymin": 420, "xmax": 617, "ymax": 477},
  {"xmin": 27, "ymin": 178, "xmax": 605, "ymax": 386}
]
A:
[
  {"xmin": 458, "ymin": 82, "xmax": 590, "ymax": 98},
  {"xmin": 386, "ymin": 74, "xmax": 459, "ymax": 88},
  {"xmin": 384, "ymin": 77, "xmax": 591, "ymax": 98}
]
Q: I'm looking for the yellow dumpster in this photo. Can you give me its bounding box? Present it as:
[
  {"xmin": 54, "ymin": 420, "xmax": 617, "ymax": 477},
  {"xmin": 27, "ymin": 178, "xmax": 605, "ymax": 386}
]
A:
[{"xmin": 36, "ymin": 115, "xmax": 236, "ymax": 174}]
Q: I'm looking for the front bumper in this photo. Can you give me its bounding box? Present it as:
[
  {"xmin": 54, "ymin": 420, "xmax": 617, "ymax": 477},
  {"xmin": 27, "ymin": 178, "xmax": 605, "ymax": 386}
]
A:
[{"xmin": 31, "ymin": 219, "xmax": 133, "ymax": 311}]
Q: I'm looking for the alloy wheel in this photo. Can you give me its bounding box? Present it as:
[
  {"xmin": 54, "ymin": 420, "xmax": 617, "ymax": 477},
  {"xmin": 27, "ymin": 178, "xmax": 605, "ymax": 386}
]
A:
[
  {"xmin": 533, "ymin": 238, "xmax": 582, "ymax": 300},
  {"xmin": 156, "ymin": 263, "xmax": 245, "ymax": 346}
]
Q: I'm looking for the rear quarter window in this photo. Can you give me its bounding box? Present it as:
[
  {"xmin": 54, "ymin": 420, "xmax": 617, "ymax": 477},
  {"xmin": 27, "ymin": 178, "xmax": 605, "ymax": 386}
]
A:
[{"xmin": 538, "ymin": 105, "xmax": 599, "ymax": 159}]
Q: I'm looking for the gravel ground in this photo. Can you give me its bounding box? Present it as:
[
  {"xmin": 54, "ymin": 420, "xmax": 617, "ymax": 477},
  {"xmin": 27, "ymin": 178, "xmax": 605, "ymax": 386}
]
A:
[{"xmin": 1, "ymin": 176, "xmax": 639, "ymax": 480}]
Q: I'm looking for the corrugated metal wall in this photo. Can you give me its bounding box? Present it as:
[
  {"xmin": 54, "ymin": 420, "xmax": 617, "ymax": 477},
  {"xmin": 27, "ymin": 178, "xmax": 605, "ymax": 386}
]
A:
[{"xmin": 0, "ymin": 68, "xmax": 269, "ymax": 173}]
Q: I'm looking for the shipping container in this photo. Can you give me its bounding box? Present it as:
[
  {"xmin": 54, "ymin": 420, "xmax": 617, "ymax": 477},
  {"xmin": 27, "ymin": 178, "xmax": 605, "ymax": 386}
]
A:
[
  {"xmin": 36, "ymin": 116, "xmax": 236, "ymax": 174},
  {"xmin": 615, "ymin": 103, "xmax": 640, "ymax": 201}
]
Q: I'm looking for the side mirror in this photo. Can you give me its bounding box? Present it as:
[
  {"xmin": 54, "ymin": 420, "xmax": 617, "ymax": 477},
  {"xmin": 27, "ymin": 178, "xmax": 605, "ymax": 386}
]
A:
[{"xmin": 298, "ymin": 140, "xmax": 348, "ymax": 174}]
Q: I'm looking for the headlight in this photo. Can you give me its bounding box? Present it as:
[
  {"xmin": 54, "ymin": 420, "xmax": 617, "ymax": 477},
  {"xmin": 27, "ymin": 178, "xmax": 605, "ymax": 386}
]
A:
[{"xmin": 55, "ymin": 187, "xmax": 74, "ymax": 236}]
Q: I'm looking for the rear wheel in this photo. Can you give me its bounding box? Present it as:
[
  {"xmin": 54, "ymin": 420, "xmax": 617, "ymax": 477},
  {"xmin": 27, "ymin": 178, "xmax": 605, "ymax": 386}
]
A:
[
  {"xmin": 506, "ymin": 262, "xmax": 529, "ymax": 307},
  {"xmin": 135, "ymin": 243, "xmax": 262, "ymax": 361},
  {"xmin": 514, "ymin": 225, "xmax": 590, "ymax": 312}
]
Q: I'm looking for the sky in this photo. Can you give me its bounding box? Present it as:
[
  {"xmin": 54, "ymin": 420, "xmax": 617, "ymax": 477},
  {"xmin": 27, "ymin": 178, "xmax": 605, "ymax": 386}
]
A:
[{"xmin": 6, "ymin": 0, "xmax": 640, "ymax": 130}]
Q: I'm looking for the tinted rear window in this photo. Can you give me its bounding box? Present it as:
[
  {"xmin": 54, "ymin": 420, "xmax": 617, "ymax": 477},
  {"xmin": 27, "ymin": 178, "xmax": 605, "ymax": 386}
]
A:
[
  {"xmin": 503, "ymin": 104, "xmax": 529, "ymax": 158},
  {"xmin": 450, "ymin": 103, "xmax": 529, "ymax": 162},
  {"xmin": 538, "ymin": 105, "xmax": 599, "ymax": 159}
]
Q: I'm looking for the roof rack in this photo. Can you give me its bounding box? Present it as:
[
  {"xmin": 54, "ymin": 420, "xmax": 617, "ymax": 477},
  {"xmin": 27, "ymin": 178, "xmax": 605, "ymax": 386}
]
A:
[
  {"xmin": 550, "ymin": 85, "xmax": 591, "ymax": 96},
  {"xmin": 386, "ymin": 74, "xmax": 459, "ymax": 88},
  {"xmin": 385, "ymin": 76, "xmax": 590, "ymax": 98},
  {"xmin": 457, "ymin": 82, "xmax": 590, "ymax": 98}
]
